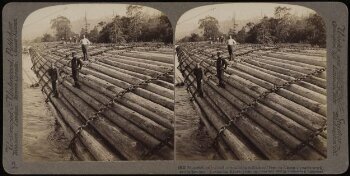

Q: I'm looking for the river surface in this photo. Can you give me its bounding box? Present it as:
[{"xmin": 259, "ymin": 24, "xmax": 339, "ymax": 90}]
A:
[
  {"xmin": 22, "ymin": 53, "xmax": 72, "ymax": 161},
  {"xmin": 174, "ymin": 54, "xmax": 220, "ymax": 160}
]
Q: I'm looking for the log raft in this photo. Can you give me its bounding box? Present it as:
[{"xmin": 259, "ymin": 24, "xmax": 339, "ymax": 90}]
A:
[
  {"xmin": 176, "ymin": 43, "xmax": 327, "ymax": 160},
  {"xmin": 28, "ymin": 42, "xmax": 174, "ymax": 160}
]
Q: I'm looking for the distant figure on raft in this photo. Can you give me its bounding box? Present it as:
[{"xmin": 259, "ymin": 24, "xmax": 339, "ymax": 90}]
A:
[
  {"xmin": 48, "ymin": 63, "xmax": 59, "ymax": 97},
  {"xmin": 227, "ymin": 35, "xmax": 237, "ymax": 61},
  {"xmin": 80, "ymin": 35, "xmax": 91, "ymax": 61},
  {"xmin": 71, "ymin": 51, "xmax": 83, "ymax": 88},
  {"xmin": 216, "ymin": 52, "xmax": 228, "ymax": 88},
  {"xmin": 193, "ymin": 63, "xmax": 203, "ymax": 97}
]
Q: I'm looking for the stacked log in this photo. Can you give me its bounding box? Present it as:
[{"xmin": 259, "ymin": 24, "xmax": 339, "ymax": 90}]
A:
[
  {"xmin": 176, "ymin": 42, "xmax": 327, "ymax": 160},
  {"xmin": 29, "ymin": 43, "xmax": 174, "ymax": 160}
]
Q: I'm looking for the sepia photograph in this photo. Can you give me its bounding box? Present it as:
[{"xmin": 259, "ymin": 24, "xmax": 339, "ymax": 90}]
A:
[
  {"xmin": 2, "ymin": 1, "xmax": 349, "ymax": 174},
  {"xmin": 175, "ymin": 3, "xmax": 327, "ymax": 160},
  {"xmin": 22, "ymin": 3, "xmax": 174, "ymax": 161}
]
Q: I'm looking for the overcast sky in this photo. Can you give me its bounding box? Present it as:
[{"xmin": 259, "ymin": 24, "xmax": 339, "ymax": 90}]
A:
[{"xmin": 22, "ymin": 3, "xmax": 162, "ymax": 41}]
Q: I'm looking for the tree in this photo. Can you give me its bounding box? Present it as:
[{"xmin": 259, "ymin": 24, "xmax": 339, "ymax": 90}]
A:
[
  {"xmin": 32, "ymin": 36, "xmax": 42, "ymax": 43},
  {"xmin": 157, "ymin": 14, "xmax": 173, "ymax": 43},
  {"xmin": 251, "ymin": 16, "xmax": 274, "ymax": 44},
  {"xmin": 126, "ymin": 5, "xmax": 144, "ymax": 42},
  {"xmin": 98, "ymin": 15, "xmax": 125, "ymax": 43},
  {"xmin": 198, "ymin": 16, "xmax": 221, "ymax": 40},
  {"xmin": 50, "ymin": 16, "xmax": 72, "ymax": 40},
  {"xmin": 236, "ymin": 27, "xmax": 247, "ymax": 43},
  {"xmin": 189, "ymin": 33, "xmax": 201, "ymax": 42},
  {"xmin": 88, "ymin": 26, "xmax": 99, "ymax": 43},
  {"xmin": 286, "ymin": 16, "xmax": 308, "ymax": 43},
  {"xmin": 274, "ymin": 6, "xmax": 291, "ymax": 20},
  {"xmin": 83, "ymin": 5, "xmax": 174, "ymax": 44},
  {"xmin": 274, "ymin": 6, "xmax": 292, "ymax": 43},
  {"xmin": 305, "ymin": 13, "xmax": 326, "ymax": 47},
  {"xmin": 41, "ymin": 33, "xmax": 55, "ymax": 42}
]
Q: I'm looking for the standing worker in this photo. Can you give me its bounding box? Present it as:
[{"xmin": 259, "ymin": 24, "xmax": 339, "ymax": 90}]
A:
[
  {"xmin": 71, "ymin": 51, "xmax": 83, "ymax": 88},
  {"xmin": 227, "ymin": 35, "xmax": 237, "ymax": 61},
  {"xmin": 216, "ymin": 52, "xmax": 228, "ymax": 88},
  {"xmin": 193, "ymin": 63, "xmax": 203, "ymax": 97},
  {"xmin": 48, "ymin": 63, "xmax": 59, "ymax": 97},
  {"xmin": 80, "ymin": 35, "xmax": 91, "ymax": 61}
]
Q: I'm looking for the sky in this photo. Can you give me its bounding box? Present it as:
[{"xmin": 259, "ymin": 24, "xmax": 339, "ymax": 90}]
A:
[
  {"xmin": 22, "ymin": 3, "xmax": 162, "ymax": 41},
  {"xmin": 175, "ymin": 3, "xmax": 316, "ymax": 40}
]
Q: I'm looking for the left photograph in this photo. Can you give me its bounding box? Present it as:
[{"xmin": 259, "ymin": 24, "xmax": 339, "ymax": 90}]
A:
[{"xmin": 22, "ymin": 4, "xmax": 174, "ymax": 161}]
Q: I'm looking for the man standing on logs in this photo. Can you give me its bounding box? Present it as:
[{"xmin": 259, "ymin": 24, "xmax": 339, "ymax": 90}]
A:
[
  {"xmin": 71, "ymin": 51, "xmax": 83, "ymax": 88},
  {"xmin": 48, "ymin": 63, "xmax": 59, "ymax": 97},
  {"xmin": 193, "ymin": 63, "xmax": 203, "ymax": 97},
  {"xmin": 227, "ymin": 35, "xmax": 237, "ymax": 61},
  {"xmin": 80, "ymin": 35, "xmax": 91, "ymax": 61},
  {"xmin": 216, "ymin": 52, "xmax": 228, "ymax": 88}
]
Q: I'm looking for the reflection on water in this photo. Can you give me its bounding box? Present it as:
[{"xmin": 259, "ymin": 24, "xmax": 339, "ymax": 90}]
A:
[{"xmin": 22, "ymin": 54, "xmax": 72, "ymax": 161}]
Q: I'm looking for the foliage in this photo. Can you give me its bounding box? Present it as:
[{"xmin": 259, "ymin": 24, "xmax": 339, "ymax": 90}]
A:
[
  {"xmin": 97, "ymin": 15, "xmax": 125, "ymax": 43},
  {"xmin": 41, "ymin": 33, "xmax": 55, "ymax": 42},
  {"xmin": 126, "ymin": 5, "xmax": 144, "ymax": 42},
  {"xmin": 179, "ymin": 33, "xmax": 202, "ymax": 42},
  {"xmin": 198, "ymin": 16, "xmax": 221, "ymax": 40},
  {"xmin": 305, "ymin": 13, "xmax": 326, "ymax": 47},
  {"xmin": 180, "ymin": 6, "xmax": 326, "ymax": 47},
  {"xmin": 87, "ymin": 26, "xmax": 99, "ymax": 43},
  {"xmin": 44, "ymin": 5, "xmax": 172, "ymax": 44},
  {"xmin": 50, "ymin": 16, "xmax": 74, "ymax": 40},
  {"xmin": 96, "ymin": 10, "xmax": 172, "ymax": 43}
]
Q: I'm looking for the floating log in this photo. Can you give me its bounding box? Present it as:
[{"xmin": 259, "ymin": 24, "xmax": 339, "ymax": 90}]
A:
[
  {"xmin": 180, "ymin": 57, "xmax": 325, "ymax": 159},
  {"xmin": 241, "ymin": 61, "xmax": 327, "ymax": 95},
  {"xmin": 177, "ymin": 44, "xmax": 327, "ymax": 160},
  {"xmin": 41, "ymin": 81, "xmax": 121, "ymax": 161},
  {"xmin": 262, "ymin": 52, "xmax": 326, "ymax": 67},
  {"xmin": 47, "ymin": 102, "xmax": 96, "ymax": 161},
  {"xmin": 118, "ymin": 52, "xmax": 174, "ymax": 64},
  {"xmin": 192, "ymin": 101, "xmax": 238, "ymax": 160},
  {"xmin": 179, "ymin": 63, "xmax": 263, "ymax": 160},
  {"xmin": 28, "ymin": 44, "xmax": 174, "ymax": 161},
  {"xmin": 187, "ymin": 52, "xmax": 327, "ymax": 119},
  {"xmin": 87, "ymin": 62, "xmax": 174, "ymax": 99}
]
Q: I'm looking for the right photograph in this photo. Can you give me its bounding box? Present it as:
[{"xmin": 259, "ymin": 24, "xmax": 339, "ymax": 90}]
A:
[{"xmin": 175, "ymin": 3, "xmax": 327, "ymax": 160}]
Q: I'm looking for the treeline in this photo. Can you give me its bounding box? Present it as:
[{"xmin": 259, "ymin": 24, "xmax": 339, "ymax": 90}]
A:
[
  {"xmin": 180, "ymin": 6, "xmax": 326, "ymax": 47},
  {"xmin": 39, "ymin": 5, "xmax": 173, "ymax": 44}
]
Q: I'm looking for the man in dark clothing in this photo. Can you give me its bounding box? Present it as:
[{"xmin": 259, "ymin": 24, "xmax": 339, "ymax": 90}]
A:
[
  {"xmin": 48, "ymin": 63, "xmax": 59, "ymax": 97},
  {"xmin": 216, "ymin": 52, "xmax": 228, "ymax": 88},
  {"xmin": 193, "ymin": 63, "xmax": 203, "ymax": 97},
  {"xmin": 71, "ymin": 51, "xmax": 83, "ymax": 88}
]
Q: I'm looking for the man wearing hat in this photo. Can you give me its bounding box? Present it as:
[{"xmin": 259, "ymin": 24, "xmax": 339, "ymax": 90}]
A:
[
  {"xmin": 71, "ymin": 51, "xmax": 83, "ymax": 88},
  {"xmin": 216, "ymin": 52, "xmax": 228, "ymax": 88}
]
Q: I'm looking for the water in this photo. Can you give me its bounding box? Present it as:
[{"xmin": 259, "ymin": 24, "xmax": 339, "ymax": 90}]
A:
[
  {"xmin": 22, "ymin": 53, "xmax": 72, "ymax": 161},
  {"xmin": 175, "ymin": 54, "xmax": 220, "ymax": 160}
]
